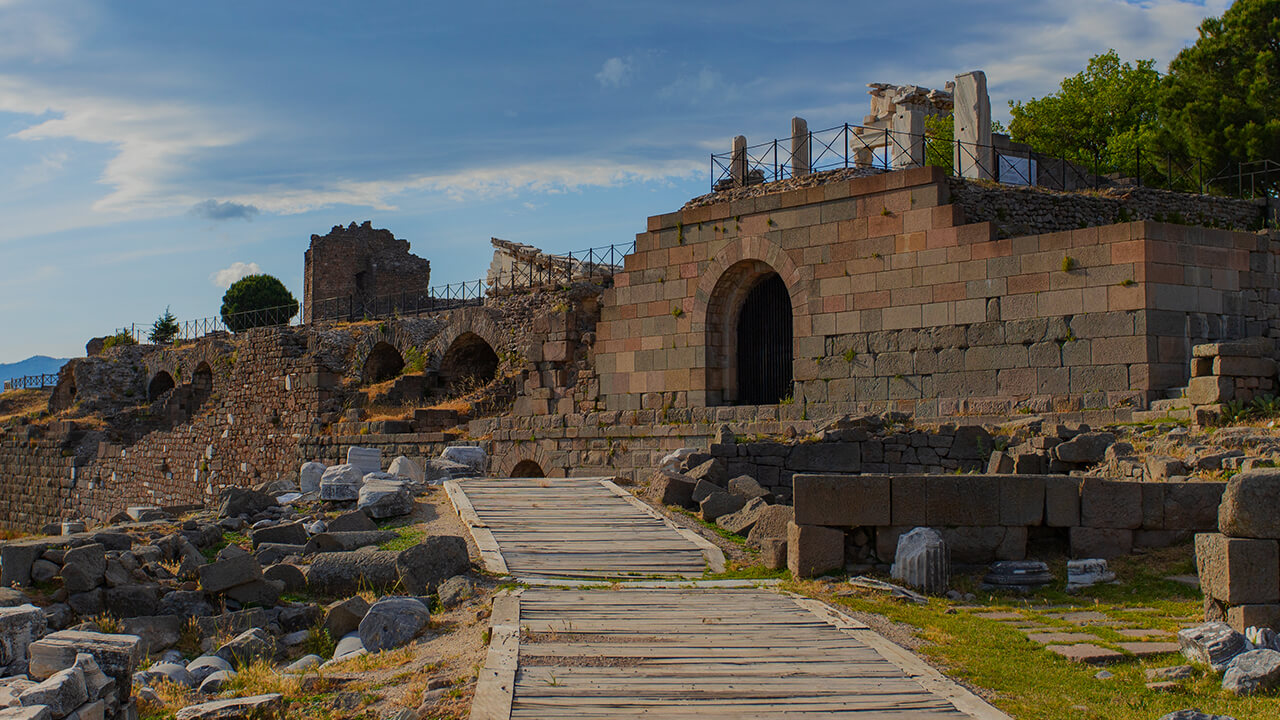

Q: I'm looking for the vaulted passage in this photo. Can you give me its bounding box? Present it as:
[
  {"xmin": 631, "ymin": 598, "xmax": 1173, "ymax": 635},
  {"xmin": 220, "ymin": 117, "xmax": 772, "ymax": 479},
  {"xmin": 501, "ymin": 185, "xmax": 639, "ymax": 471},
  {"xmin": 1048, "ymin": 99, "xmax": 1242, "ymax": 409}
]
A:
[
  {"xmin": 440, "ymin": 332, "xmax": 499, "ymax": 393},
  {"xmin": 362, "ymin": 342, "xmax": 405, "ymax": 384},
  {"xmin": 510, "ymin": 460, "xmax": 545, "ymax": 478},
  {"xmin": 147, "ymin": 371, "xmax": 175, "ymax": 401},
  {"xmin": 191, "ymin": 362, "xmax": 213, "ymax": 413},
  {"xmin": 736, "ymin": 273, "xmax": 793, "ymax": 405}
]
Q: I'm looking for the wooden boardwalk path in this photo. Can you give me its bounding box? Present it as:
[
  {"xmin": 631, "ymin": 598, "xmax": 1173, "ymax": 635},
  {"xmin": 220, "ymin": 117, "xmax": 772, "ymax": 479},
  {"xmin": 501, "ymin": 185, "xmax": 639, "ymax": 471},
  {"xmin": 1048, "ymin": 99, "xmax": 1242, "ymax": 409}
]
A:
[
  {"xmin": 454, "ymin": 477, "xmax": 1010, "ymax": 720},
  {"xmin": 445, "ymin": 477, "xmax": 723, "ymax": 579}
]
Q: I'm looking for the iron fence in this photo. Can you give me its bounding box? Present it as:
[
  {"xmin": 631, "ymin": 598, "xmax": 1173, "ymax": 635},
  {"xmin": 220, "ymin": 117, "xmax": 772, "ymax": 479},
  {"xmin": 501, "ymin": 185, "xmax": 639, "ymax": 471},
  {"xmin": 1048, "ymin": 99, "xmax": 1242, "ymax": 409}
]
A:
[
  {"xmin": 711, "ymin": 121, "xmax": 1278, "ymax": 199},
  {"xmin": 115, "ymin": 302, "xmax": 300, "ymax": 344},
  {"xmin": 3, "ymin": 373, "xmax": 59, "ymax": 391}
]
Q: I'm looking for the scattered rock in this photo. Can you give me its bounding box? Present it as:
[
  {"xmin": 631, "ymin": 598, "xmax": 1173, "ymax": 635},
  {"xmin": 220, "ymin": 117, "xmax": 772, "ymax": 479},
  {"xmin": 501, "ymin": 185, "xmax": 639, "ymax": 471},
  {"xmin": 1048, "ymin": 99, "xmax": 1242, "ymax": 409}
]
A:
[
  {"xmin": 357, "ymin": 481, "xmax": 413, "ymax": 519},
  {"xmin": 319, "ymin": 464, "xmax": 364, "ymax": 502},
  {"xmin": 358, "ymin": 597, "xmax": 431, "ymax": 653},
  {"xmin": 323, "ymin": 597, "xmax": 370, "ymax": 639},
  {"xmin": 306, "ymin": 550, "xmax": 399, "ymax": 596},
  {"xmin": 437, "ymin": 576, "xmax": 473, "ymax": 608},
  {"xmin": 326, "ymin": 511, "xmax": 377, "ymax": 533},
  {"xmin": 1178, "ymin": 622, "xmax": 1248, "ymax": 672},
  {"xmin": 727, "ymin": 475, "xmax": 771, "ymax": 502},
  {"xmin": 388, "ymin": 456, "xmax": 426, "ymax": 485},
  {"xmin": 262, "ymin": 565, "xmax": 305, "ymax": 594},
  {"xmin": 298, "ymin": 462, "xmax": 327, "ymax": 494},
  {"xmin": 218, "ymin": 488, "xmax": 277, "ymax": 519},
  {"xmin": 1066, "ymin": 558, "xmax": 1115, "ymax": 592},
  {"xmin": 249, "ymin": 521, "xmax": 308, "ymax": 548},
  {"xmin": 715, "ymin": 497, "xmax": 767, "ymax": 535},
  {"xmin": 648, "ymin": 474, "xmax": 695, "ymax": 508},
  {"xmin": 18, "ymin": 667, "xmax": 87, "ymax": 718},
  {"xmin": 440, "ymin": 446, "xmax": 486, "ymax": 475},
  {"xmin": 745, "ymin": 506, "xmax": 794, "ymax": 545},
  {"xmin": 396, "ymin": 536, "xmax": 469, "ymax": 595},
  {"xmin": 213, "ymin": 629, "xmax": 275, "ymax": 667},
  {"xmin": 1219, "ymin": 469, "xmax": 1280, "ymax": 538},
  {"xmin": 185, "ymin": 656, "xmax": 232, "ymax": 685},
  {"xmin": 698, "ymin": 492, "xmax": 744, "ymax": 522},
  {"xmin": 197, "ymin": 670, "xmax": 236, "ymax": 695},
  {"xmin": 1052, "ymin": 432, "xmax": 1116, "ymax": 464},
  {"xmin": 174, "ymin": 693, "xmax": 282, "ymax": 720},
  {"xmin": 121, "ymin": 616, "xmax": 181, "ymax": 655},
  {"xmin": 197, "ymin": 554, "xmax": 263, "ymax": 594},
  {"xmin": 1221, "ymin": 648, "xmax": 1280, "ymax": 696}
]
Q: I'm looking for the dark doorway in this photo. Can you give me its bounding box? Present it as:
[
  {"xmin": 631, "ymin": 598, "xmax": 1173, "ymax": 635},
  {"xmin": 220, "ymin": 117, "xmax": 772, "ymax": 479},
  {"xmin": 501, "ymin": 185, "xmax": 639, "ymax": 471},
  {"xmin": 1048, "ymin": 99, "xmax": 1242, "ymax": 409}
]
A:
[
  {"xmin": 362, "ymin": 342, "xmax": 405, "ymax": 384},
  {"xmin": 440, "ymin": 333, "xmax": 500, "ymax": 393},
  {"xmin": 511, "ymin": 460, "xmax": 545, "ymax": 478},
  {"xmin": 735, "ymin": 273, "xmax": 793, "ymax": 405},
  {"xmin": 148, "ymin": 371, "xmax": 176, "ymax": 401},
  {"xmin": 191, "ymin": 362, "xmax": 213, "ymax": 413}
]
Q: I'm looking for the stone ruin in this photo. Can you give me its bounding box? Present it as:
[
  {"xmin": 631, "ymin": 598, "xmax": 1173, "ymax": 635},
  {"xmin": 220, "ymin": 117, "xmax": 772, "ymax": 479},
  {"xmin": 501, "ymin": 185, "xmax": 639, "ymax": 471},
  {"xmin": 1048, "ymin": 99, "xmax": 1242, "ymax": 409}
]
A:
[{"xmin": 302, "ymin": 222, "xmax": 431, "ymax": 323}]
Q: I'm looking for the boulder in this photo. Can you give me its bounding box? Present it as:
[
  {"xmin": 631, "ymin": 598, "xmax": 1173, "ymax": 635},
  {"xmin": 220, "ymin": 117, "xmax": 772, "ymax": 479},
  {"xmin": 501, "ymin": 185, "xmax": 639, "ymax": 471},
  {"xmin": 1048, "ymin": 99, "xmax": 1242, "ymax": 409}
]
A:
[
  {"xmin": 174, "ymin": 694, "xmax": 282, "ymax": 720},
  {"xmin": 213, "ymin": 629, "xmax": 275, "ymax": 667},
  {"xmin": 388, "ymin": 456, "xmax": 426, "ymax": 485},
  {"xmin": 143, "ymin": 661, "xmax": 195, "ymax": 688},
  {"xmin": 686, "ymin": 459, "xmax": 727, "ymax": 488},
  {"xmin": 185, "ymin": 656, "xmax": 232, "ymax": 685},
  {"xmin": 121, "ymin": 616, "xmax": 181, "ymax": 655},
  {"xmin": 319, "ymin": 464, "xmax": 364, "ymax": 502},
  {"xmin": 357, "ymin": 481, "xmax": 413, "ymax": 519},
  {"xmin": 326, "ymin": 511, "xmax": 377, "ymax": 533},
  {"xmin": 104, "ymin": 585, "xmax": 160, "ymax": 618},
  {"xmin": 298, "ymin": 462, "xmax": 327, "ymax": 494},
  {"xmin": 60, "ymin": 545, "xmax": 106, "ymax": 594},
  {"xmin": 1222, "ymin": 648, "xmax": 1280, "ymax": 696},
  {"xmin": 28, "ymin": 631, "xmax": 140, "ymax": 703},
  {"xmin": 396, "ymin": 536, "xmax": 470, "ymax": 595},
  {"xmin": 197, "ymin": 554, "xmax": 262, "ymax": 594},
  {"xmin": 698, "ymin": 492, "xmax": 745, "ymax": 522},
  {"xmin": 303, "ymin": 531, "xmax": 397, "ymax": 555},
  {"xmin": 249, "ymin": 522, "xmax": 308, "ymax": 549},
  {"xmin": 17, "ymin": 666, "xmax": 86, "ymax": 718},
  {"xmin": 218, "ymin": 488, "xmax": 277, "ymax": 519},
  {"xmin": 440, "ymin": 446, "xmax": 486, "ymax": 475},
  {"xmin": 1178, "ymin": 622, "xmax": 1249, "ymax": 672},
  {"xmin": 437, "ymin": 576, "xmax": 474, "ymax": 608},
  {"xmin": 262, "ymin": 565, "xmax": 306, "ymax": 594},
  {"xmin": 648, "ymin": 474, "xmax": 695, "ymax": 508},
  {"xmin": 0, "ymin": 605, "xmax": 47, "ymax": 673},
  {"xmin": 1052, "ymin": 432, "xmax": 1116, "ymax": 464},
  {"xmin": 424, "ymin": 459, "xmax": 474, "ymax": 484},
  {"xmin": 716, "ymin": 497, "xmax": 767, "ymax": 535},
  {"xmin": 224, "ymin": 579, "xmax": 282, "ymax": 607},
  {"xmin": 728, "ymin": 475, "xmax": 771, "ymax": 502},
  {"xmin": 158, "ymin": 591, "xmax": 214, "ymax": 619},
  {"xmin": 890, "ymin": 527, "xmax": 950, "ymax": 595},
  {"xmin": 306, "ymin": 550, "xmax": 399, "ymax": 597},
  {"xmin": 746, "ymin": 506, "xmax": 794, "ymax": 545},
  {"xmin": 358, "ymin": 598, "xmax": 431, "ymax": 653},
  {"xmin": 30, "ymin": 561, "xmax": 59, "ymax": 585},
  {"xmin": 323, "ymin": 597, "xmax": 370, "ymax": 639},
  {"xmin": 1219, "ymin": 469, "xmax": 1280, "ymax": 539},
  {"xmin": 197, "ymin": 670, "xmax": 236, "ymax": 695},
  {"xmin": 284, "ymin": 655, "xmax": 321, "ymax": 674},
  {"xmin": 276, "ymin": 605, "xmax": 323, "ymax": 634}
]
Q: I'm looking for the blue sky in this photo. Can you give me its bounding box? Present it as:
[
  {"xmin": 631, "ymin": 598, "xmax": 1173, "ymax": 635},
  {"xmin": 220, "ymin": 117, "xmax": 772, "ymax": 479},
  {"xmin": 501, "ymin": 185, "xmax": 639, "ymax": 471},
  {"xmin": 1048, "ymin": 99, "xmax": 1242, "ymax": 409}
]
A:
[{"xmin": 0, "ymin": 0, "xmax": 1230, "ymax": 363}]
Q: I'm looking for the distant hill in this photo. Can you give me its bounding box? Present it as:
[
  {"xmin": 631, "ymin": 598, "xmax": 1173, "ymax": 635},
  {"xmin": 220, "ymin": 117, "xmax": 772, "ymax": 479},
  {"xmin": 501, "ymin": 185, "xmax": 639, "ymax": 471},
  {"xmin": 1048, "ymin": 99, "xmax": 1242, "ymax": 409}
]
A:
[{"xmin": 0, "ymin": 356, "xmax": 72, "ymax": 384}]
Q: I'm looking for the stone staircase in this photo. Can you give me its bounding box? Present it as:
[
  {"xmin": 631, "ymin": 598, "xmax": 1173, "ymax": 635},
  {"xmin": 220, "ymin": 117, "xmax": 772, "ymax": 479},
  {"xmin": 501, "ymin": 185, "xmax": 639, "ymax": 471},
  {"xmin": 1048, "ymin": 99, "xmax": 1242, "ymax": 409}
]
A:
[{"xmin": 1130, "ymin": 386, "xmax": 1191, "ymax": 423}]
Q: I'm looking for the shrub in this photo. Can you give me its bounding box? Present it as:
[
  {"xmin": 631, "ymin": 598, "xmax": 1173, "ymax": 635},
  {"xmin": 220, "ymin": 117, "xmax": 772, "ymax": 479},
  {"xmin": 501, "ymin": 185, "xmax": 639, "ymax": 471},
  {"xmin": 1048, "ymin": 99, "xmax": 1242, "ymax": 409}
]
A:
[
  {"xmin": 148, "ymin": 307, "xmax": 180, "ymax": 344},
  {"xmin": 102, "ymin": 331, "xmax": 137, "ymax": 350},
  {"xmin": 220, "ymin": 274, "xmax": 298, "ymax": 332}
]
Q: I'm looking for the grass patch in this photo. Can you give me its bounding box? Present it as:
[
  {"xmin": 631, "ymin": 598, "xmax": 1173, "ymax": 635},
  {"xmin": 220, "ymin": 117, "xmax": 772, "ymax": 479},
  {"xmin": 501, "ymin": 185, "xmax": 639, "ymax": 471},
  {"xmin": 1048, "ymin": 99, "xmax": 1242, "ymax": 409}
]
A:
[
  {"xmin": 302, "ymin": 624, "xmax": 337, "ymax": 658},
  {"xmin": 788, "ymin": 544, "xmax": 1280, "ymax": 720},
  {"xmin": 0, "ymin": 388, "xmax": 50, "ymax": 425},
  {"xmin": 703, "ymin": 561, "xmax": 788, "ymax": 581},
  {"xmin": 376, "ymin": 521, "xmax": 426, "ymax": 552},
  {"xmin": 667, "ymin": 506, "xmax": 750, "ymax": 547},
  {"xmin": 328, "ymin": 645, "xmax": 417, "ymax": 672}
]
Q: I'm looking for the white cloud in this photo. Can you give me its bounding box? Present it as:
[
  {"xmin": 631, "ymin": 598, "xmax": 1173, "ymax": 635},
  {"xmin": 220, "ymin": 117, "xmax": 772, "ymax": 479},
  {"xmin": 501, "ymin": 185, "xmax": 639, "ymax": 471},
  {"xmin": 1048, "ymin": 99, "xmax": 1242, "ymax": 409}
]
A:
[
  {"xmin": 596, "ymin": 57, "xmax": 631, "ymax": 88},
  {"xmin": 659, "ymin": 67, "xmax": 735, "ymax": 104},
  {"xmin": 211, "ymin": 261, "xmax": 261, "ymax": 289},
  {"xmin": 0, "ymin": 0, "xmax": 81, "ymax": 62}
]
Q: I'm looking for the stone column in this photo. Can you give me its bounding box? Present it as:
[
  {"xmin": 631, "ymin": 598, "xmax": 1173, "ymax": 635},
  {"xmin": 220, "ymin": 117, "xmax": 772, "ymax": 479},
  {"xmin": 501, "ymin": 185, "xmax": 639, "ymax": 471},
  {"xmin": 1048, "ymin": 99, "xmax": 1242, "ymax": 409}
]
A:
[
  {"xmin": 731, "ymin": 135, "xmax": 747, "ymax": 186},
  {"xmin": 891, "ymin": 108, "xmax": 925, "ymax": 169},
  {"xmin": 953, "ymin": 71, "xmax": 993, "ymax": 180},
  {"xmin": 790, "ymin": 117, "xmax": 810, "ymax": 177}
]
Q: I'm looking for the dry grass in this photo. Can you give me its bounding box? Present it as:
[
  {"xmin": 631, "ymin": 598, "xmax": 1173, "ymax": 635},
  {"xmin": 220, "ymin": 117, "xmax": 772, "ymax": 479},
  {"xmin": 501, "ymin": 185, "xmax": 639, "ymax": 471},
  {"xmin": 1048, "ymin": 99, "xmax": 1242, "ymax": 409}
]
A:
[
  {"xmin": 224, "ymin": 658, "xmax": 305, "ymax": 697},
  {"xmin": 0, "ymin": 389, "xmax": 49, "ymax": 424},
  {"xmin": 88, "ymin": 613, "xmax": 124, "ymax": 634},
  {"xmin": 363, "ymin": 402, "xmax": 418, "ymax": 423},
  {"xmin": 425, "ymin": 398, "xmax": 472, "ymax": 413},
  {"xmin": 328, "ymin": 645, "xmax": 417, "ymax": 673}
]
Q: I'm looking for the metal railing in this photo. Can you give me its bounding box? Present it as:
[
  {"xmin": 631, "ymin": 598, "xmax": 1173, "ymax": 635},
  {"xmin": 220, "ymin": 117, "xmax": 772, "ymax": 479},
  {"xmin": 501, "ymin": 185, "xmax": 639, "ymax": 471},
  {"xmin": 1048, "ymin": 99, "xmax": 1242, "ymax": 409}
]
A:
[
  {"xmin": 711, "ymin": 121, "xmax": 1279, "ymax": 199},
  {"xmin": 3, "ymin": 373, "xmax": 59, "ymax": 391},
  {"xmin": 111, "ymin": 240, "xmax": 636, "ymax": 342}
]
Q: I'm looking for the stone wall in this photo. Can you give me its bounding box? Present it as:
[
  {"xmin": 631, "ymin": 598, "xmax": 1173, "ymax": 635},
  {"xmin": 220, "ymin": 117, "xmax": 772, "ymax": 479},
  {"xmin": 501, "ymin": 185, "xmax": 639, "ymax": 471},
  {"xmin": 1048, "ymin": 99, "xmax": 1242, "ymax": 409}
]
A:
[
  {"xmin": 302, "ymin": 221, "xmax": 432, "ymax": 323},
  {"xmin": 949, "ymin": 179, "xmax": 1266, "ymax": 239},
  {"xmin": 596, "ymin": 166, "xmax": 1280, "ymax": 419},
  {"xmin": 788, "ymin": 473, "xmax": 1225, "ymax": 576}
]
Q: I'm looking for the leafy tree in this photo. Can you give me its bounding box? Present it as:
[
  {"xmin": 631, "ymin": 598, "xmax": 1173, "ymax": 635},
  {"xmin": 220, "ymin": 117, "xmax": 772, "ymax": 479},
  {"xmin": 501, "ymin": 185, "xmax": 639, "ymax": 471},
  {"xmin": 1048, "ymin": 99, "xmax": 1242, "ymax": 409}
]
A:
[
  {"xmin": 924, "ymin": 115, "xmax": 1007, "ymax": 171},
  {"xmin": 1008, "ymin": 50, "xmax": 1163, "ymax": 168},
  {"xmin": 148, "ymin": 306, "xmax": 180, "ymax": 344},
  {"xmin": 220, "ymin": 274, "xmax": 298, "ymax": 332},
  {"xmin": 1159, "ymin": 0, "xmax": 1280, "ymax": 193}
]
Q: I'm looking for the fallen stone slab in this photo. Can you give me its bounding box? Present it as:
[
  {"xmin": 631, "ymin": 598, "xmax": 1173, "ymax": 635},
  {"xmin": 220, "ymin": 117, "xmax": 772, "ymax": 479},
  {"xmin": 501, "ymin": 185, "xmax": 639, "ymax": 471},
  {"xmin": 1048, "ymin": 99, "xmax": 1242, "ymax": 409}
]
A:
[
  {"xmin": 224, "ymin": 578, "xmax": 281, "ymax": 607},
  {"xmin": 28, "ymin": 631, "xmax": 140, "ymax": 702},
  {"xmin": 0, "ymin": 706, "xmax": 50, "ymax": 720},
  {"xmin": 254, "ymin": 543, "xmax": 304, "ymax": 566},
  {"xmin": 440, "ymin": 446, "xmax": 486, "ymax": 475},
  {"xmin": 262, "ymin": 564, "xmax": 305, "ymax": 594},
  {"xmin": 59, "ymin": 544, "xmax": 105, "ymax": 594},
  {"xmin": 218, "ymin": 488, "xmax": 277, "ymax": 519},
  {"xmin": 325, "ymin": 510, "xmax": 377, "ymax": 533},
  {"xmin": 425, "ymin": 458, "xmax": 474, "ymax": 484},
  {"xmin": 648, "ymin": 474, "xmax": 695, "ymax": 508},
  {"xmin": 357, "ymin": 481, "xmax": 413, "ymax": 519},
  {"xmin": 197, "ymin": 670, "xmax": 236, "ymax": 695},
  {"xmin": 121, "ymin": 616, "xmax": 181, "ymax": 655},
  {"xmin": 1218, "ymin": 469, "xmax": 1280, "ymax": 539},
  {"xmin": 388, "ymin": 456, "xmax": 425, "ymax": 485},
  {"xmin": 0, "ymin": 604, "xmax": 47, "ymax": 672},
  {"xmin": 323, "ymin": 597, "xmax": 369, "ymax": 639},
  {"xmin": 1045, "ymin": 644, "xmax": 1123, "ymax": 665},
  {"xmin": 174, "ymin": 693, "xmax": 282, "ymax": 720},
  {"xmin": 18, "ymin": 666, "xmax": 86, "ymax": 718},
  {"xmin": 1146, "ymin": 665, "xmax": 1194, "ymax": 682},
  {"xmin": 396, "ymin": 536, "xmax": 469, "ymax": 596},
  {"xmin": 213, "ymin": 629, "xmax": 275, "ymax": 667},
  {"xmin": 249, "ymin": 521, "xmax": 308, "ymax": 549},
  {"xmin": 284, "ymin": 655, "xmax": 321, "ymax": 674},
  {"xmin": 358, "ymin": 597, "xmax": 430, "ymax": 653},
  {"xmin": 185, "ymin": 655, "xmax": 232, "ymax": 685},
  {"xmin": 716, "ymin": 497, "xmax": 767, "ymax": 535},
  {"xmin": 728, "ymin": 475, "xmax": 771, "ymax": 502},
  {"xmin": 1178, "ymin": 622, "xmax": 1249, "ymax": 672},
  {"xmin": 698, "ymin": 492, "xmax": 743, "ymax": 522},
  {"xmin": 306, "ymin": 550, "xmax": 398, "ymax": 596},
  {"xmin": 746, "ymin": 506, "xmax": 794, "ymax": 546},
  {"xmin": 346, "ymin": 446, "xmax": 382, "ymax": 475},
  {"xmin": 299, "ymin": 462, "xmax": 326, "ymax": 494},
  {"xmin": 195, "ymin": 609, "xmax": 268, "ymax": 639},
  {"xmin": 142, "ymin": 661, "xmax": 195, "ymax": 688},
  {"xmin": 197, "ymin": 554, "xmax": 262, "ymax": 594},
  {"xmin": 438, "ymin": 576, "xmax": 474, "ymax": 608},
  {"xmin": 1222, "ymin": 648, "xmax": 1280, "ymax": 696},
  {"xmin": 319, "ymin": 464, "xmax": 363, "ymax": 502}
]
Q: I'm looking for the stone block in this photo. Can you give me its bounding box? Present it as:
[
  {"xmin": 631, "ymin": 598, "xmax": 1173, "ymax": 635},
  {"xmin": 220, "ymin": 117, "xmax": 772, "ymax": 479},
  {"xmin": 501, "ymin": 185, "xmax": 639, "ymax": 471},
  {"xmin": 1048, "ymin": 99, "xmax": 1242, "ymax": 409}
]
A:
[
  {"xmin": 1142, "ymin": 483, "xmax": 1165, "ymax": 529},
  {"xmin": 1044, "ymin": 476, "xmax": 1081, "ymax": 527},
  {"xmin": 1195, "ymin": 533, "xmax": 1280, "ymax": 605},
  {"xmin": 1188, "ymin": 376, "xmax": 1234, "ymax": 405},
  {"xmin": 249, "ymin": 522, "xmax": 308, "ymax": 549},
  {"xmin": 1070, "ymin": 527, "xmax": 1133, "ymax": 558},
  {"xmin": 1219, "ymin": 469, "xmax": 1280, "ymax": 539},
  {"xmin": 1164, "ymin": 482, "xmax": 1225, "ymax": 530},
  {"xmin": 890, "ymin": 476, "xmax": 927, "ymax": 526},
  {"xmin": 746, "ymin": 506, "xmax": 795, "ymax": 546},
  {"xmin": 1053, "ymin": 432, "xmax": 1116, "ymax": 464},
  {"xmin": 1079, "ymin": 478, "xmax": 1143, "ymax": 529},
  {"xmin": 999, "ymin": 476, "xmax": 1044, "ymax": 526},
  {"xmin": 698, "ymin": 492, "xmax": 744, "ymax": 522},
  {"xmin": 788, "ymin": 442, "xmax": 861, "ymax": 473},
  {"xmin": 1227, "ymin": 604, "xmax": 1280, "ymax": 633},
  {"xmin": 346, "ymin": 446, "xmax": 382, "ymax": 475},
  {"xmin": 757, "ymin": 539, "xmax": 787, "ymax": 570},
  {"xmin": 174, "ymin": 694, "xmax": 282, "ymax": 720},
  {"xmin": 1, "ymin": 543, "xmax": 48, "ymax": 587},
  {"xmin": 648, "ymin": 474, "xmax": 695, "ymax": 508},
  {"xmin": 318, "ymin": 464, "xmax": 363, "ymax": 502},
  {"xmin": 926, "ymin": 476, "xmax": 999, "ymax": 526},
  {"xmin": 298, "ymin": 462, "xmax": 326, "ymax": 493},
  {"xmin": 792, "ymin": 474, "xmax": 889, "ymax": 527},
  {"xmin": 28, "ymin": 631, "xmax": 140, "ymax": 702},
  {"xmin": 197, "ymin": 554, "xmax": 262, "ymax": 594},
  {"xmin": 0, "ymin": 604, "xmax": 46, "ymax": 670},
  {"xmin": 716, "ymin": 498, "xmax": 768, "ymax": 536},
  {"xmin": 787, "ymin": 523, "xmax": 845, "ymax": 578},
  {"xmin": 940, "ymin": 526, "xmax": 1008, "ymax": 563}
]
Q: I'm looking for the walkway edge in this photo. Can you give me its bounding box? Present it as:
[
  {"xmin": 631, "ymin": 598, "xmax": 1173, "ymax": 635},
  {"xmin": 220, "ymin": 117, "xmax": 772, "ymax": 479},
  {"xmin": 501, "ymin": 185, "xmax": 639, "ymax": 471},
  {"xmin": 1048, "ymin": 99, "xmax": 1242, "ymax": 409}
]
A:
[
  {"xmin": 789, "ymin": 594, "xmax": 1014, "ymax": 720},
  {"xmin": 444, "ymin": 480, "xmax": 510, "ymax": 576},
  {"xmin": 468, "ymin": 589, "xmax": 522, "ymax": 720},
  {"xmin": 598, "ymin": 478, "xmax": 728, "ymax": 574}
]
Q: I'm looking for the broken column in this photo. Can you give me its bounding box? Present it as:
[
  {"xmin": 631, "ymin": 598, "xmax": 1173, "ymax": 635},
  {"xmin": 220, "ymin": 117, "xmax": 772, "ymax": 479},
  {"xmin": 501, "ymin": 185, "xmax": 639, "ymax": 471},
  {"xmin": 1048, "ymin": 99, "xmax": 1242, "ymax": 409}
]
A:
[
  {"xmin": 790, "ymin": 117, "xmax": 810, "ymax": 176},
  {"xmin": 890, "ymin": 527, "xmax": 950, "ymax": 594},
  {"xmin": 891, "ymin": 106, "xmax": 926, "ymax": 170},
  {"xmin": 953, "ymin": 71, "xmax": 993, "ymax": 180},
  {"xmin": 730, "ymin": 135, "xmax": 747, "ymax": 186}
]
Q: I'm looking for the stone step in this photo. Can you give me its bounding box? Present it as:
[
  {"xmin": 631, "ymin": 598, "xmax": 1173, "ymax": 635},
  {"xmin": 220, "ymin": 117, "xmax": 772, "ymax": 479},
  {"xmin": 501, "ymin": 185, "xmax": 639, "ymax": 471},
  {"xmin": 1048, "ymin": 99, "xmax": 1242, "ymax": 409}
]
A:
[
  {"xmin": 1130, "ymin": 408, "xmax": 1191, "ymax": 424},
  {"xmin": 1150, "ymin": 398, "xmax": 1191, "ymax": 412},
  {"xmin": 1162, "ymin": 386, "xmax": 1189, "ymax": 400}
]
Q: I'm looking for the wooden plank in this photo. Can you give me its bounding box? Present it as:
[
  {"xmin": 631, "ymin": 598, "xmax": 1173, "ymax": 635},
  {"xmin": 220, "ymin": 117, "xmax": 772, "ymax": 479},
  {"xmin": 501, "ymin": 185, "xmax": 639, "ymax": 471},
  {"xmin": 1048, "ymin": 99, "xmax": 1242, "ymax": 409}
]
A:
[
  {"xmin": 468, "ymin": 590, "xmax": 522, "ymax": 720},
  {"xmin": 598, "ymin": 479, "xmax": 726, "ymax": 573}
]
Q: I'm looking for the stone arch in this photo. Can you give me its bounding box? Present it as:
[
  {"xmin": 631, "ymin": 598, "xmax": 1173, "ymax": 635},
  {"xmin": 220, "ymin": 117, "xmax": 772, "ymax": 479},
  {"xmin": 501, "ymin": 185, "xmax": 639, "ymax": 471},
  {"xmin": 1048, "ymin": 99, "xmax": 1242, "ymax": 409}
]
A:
[
  {"xmin": 692, "ymin": 237, "xmax": 809, "ymax": 406},
  {"xmin": 431, "ymin": 307, "xmax": 507, "ymax": 362},
  {"xmin": 496, "ymin": 444, "xmax": 557, "ymax": 478},
  {"xmin": 361, "ymin": 341, "xmax": 405, "ymax": 384},
  {"xmin": 349, "ymin": 323, "xmax": 423, "ymax": 383},
  {"xmin": 49, "ymin": 367, "xmax": 77, "ymax": 413},
  {"xmin": 439, "ymin": 332, "xmax": 499, "ymax": 393},
  {"xmin": 510, "ymin": 459, "xmax": 545, "ymax": 478},
  {"xmin": 148, "ymin": 371, "xmax": 176, "ymax": 401}
]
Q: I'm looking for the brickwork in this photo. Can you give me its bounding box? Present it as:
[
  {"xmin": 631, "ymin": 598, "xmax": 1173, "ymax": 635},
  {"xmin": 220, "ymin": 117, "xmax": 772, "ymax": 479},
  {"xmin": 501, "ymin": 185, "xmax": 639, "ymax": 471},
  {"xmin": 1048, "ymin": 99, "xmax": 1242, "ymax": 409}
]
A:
[
  {"xmin": 596, "ymin": 166, "xmax": 1280, "ymax": 418},
  {"xmin": 303, "ymin": 221, "xmax": 431, "ymax": 322}
]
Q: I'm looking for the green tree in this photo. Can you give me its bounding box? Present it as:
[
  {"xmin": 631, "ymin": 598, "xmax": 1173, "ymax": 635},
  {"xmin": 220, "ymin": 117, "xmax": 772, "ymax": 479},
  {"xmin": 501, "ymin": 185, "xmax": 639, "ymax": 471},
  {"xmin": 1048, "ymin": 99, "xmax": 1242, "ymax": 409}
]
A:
[
  {"xmin": 1008, "ymin": 50, "xmax": 1163, "ymax": 167},
  {"xmin": 220, "ymin": 275, "xmax": 298, "ymax": 332},
  {"xmin": 148, "ymin": 306, "xmax": 180, "ymax": 344},
  {"xmin": 1159, "ymin": 0, "xmax": 1280, "ymax": 193},
  {"xmin": 924, "ymin": 115, "xmax": 1007, "ymax": 172}
]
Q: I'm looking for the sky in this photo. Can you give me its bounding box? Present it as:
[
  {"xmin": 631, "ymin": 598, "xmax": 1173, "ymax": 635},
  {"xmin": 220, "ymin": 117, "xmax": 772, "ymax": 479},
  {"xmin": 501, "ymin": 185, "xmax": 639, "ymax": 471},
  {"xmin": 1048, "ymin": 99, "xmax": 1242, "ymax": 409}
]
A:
[{"xmin": 0, "ymin": 0, "xmax": 1233, "ymax": 363}]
